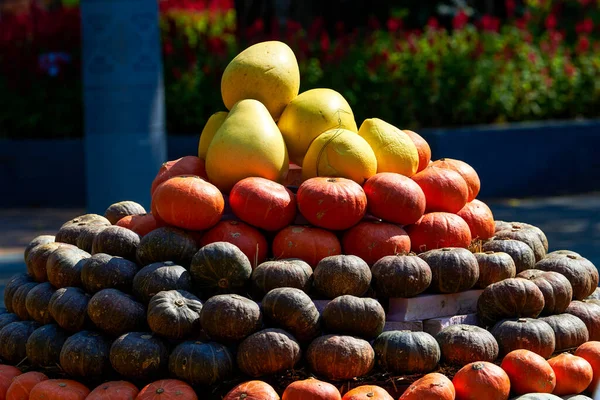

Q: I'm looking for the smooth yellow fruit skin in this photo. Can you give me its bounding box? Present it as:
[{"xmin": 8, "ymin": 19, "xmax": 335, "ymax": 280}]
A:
[
  {"xmin": 205, "ymin": 99, "xmax": 289, "ymax": 193},
  {"xmin": 357, "ymin": 118, "xmax": 419, "ymax": 177},
  {"xmin": 221, "ymin": 41, "xmax": 300, "ymax": 121},
  {"xmin": 302, "ymin": 128, "xmax": 377, "ymax": 185},
  {"xmin": 278, "ymin": 88, "xmax": 358, "ymax": 166},
  {"xmin": 198, "ymin": 111, "xmax": 228, "ymax": 160}
]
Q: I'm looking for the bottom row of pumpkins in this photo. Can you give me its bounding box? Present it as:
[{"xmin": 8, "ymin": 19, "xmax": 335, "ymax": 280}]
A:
[{"xmin": 0, "ymin": 342, "xmax": 599, "ymax": 400}]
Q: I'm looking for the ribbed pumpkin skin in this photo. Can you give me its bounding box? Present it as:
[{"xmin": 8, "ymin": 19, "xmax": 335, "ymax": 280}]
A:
[
  {"xmin": 147, "ymin": 290, "xmax": 203, "ymax": 340},
  {"xmin": 403, "ymin": 130, "xmax": 431, "ymax": 173},
  {"xmin": 104, "ymin": 201, "xmax": 146, "ymax": 225},
  {"xmin": 48, "ymin": 287, "xmax": 90, "ymax": 332},
  {"xmin": 491, "ymin": 318, "xmax": 556, "ymax": 358},
  {"xmin": 342, "ymin": 385, "xmax": 393, "ymax": 400},
  {"xmin": 363, "ymin": 172, "xmax": 426, "ymax": 226},
  {"xmin": 91, "ymin": 226, "xmax": 141, "ymax": 262},
  {"xmin": 132, "ymin": 261, "xmax": 193, "ymax": 304},
  {"xmin": 406, "ymin": 212, "xmax": 472, "ymax": 253},
  {"xmin": 136, "ymin": 227, "xmax": 199, "ymax": 268},
  {"xmin": 200, "ymin": 220, "xmax": 268, "ymax": 266},
  {"xmin": 24, "ymin": 282, "xmax": 55, "ymax": 325},
  {"xmin": 0, "ymin": 321, "xmax": 40, "ymax": 364},
  {"xmin": 261, "ymin": 288, "xmax": 321, "ymax": 343},
  {"xmin": 495, "ymin": 226, "xmax": 547, "ymax": 262},
  {"xmin": 282, "ymin": 378, "xmax": 340, "ymax": 400},
  {"xmin": 483, "ymin": 239, "xmax": 536, "ymax": 273},
  {"xmin": 516, "ymin": 270, "xmax": 573, "ymax": 315},
  {"xmin": 0, "ymin": 314, "xmax": 19, "ymax": 331},
  {"xmin": 251, "ymin": 259, "xmax": 313, "ymax": 295},
  {"xmin": 452, "ymin": 361, "xmax": 510, "ymax": 400},
  {"xmin": 168, "ymin": 340, "xmax": 234, "ymax": 385},
  {"xmin": 457, "ymin": 199, "xmax": 495, "ymax": 240},
  {"xmin": 548, "ymin": 353, "xmax": 593, "ymax": 396},
  {"xmin": 313, "ymin": 255, "xmax": 372, "ymax": 299},
  {"xmin": 435, "ymin": 325, "xmax": 499, "ymax": 366},
  {"xmin": 499, "ymin": 222, "xmax": 549, "ymax": 253},
  {"xmin": 46, "ymin": 246, "xmax": 90, "ymax": 289},
  {"xmin": 539, "ymin": 314, "xmax": 589, "ymax": 352},
  {"xmin": 307, "ymin": 335, "xmax": 374, "ymax": 380},
  {"xmin": 399, "ymin": 372, "xmax": 455, "ymax": 400},
  {"xmin": 574, "ymin": 341, "xmax": 600, "ymax": 394},
  {"xmin": 76, "ymin": 225, "xmax": 108, "ymax": 253},
  {"xmin": 373, "ymin": 331, "xmax": 440, "ymax": 375},
  {"xmin": 536, "ymin": 254, "xmax": 599, "ymax": 300},
  {"xmin": 87, "ymin": 289, "xmax": 147, "ymax": 337},
  {"xmin": 6, "ymin": 371, "xmax": 48, "ymax": 400},
  {"xmin": 500, "ymin": 349, "xmax": 556, "ymax": 395},
  {"xmin": 0, "ymin": 365, "xmax": 22, "ymax": 400},
  {"xmin": 86, "ymin": 381, "xmax": 139, "ymax": 400},
  {"xmin": 371, "ymin": 254, "xmax": 431, "ymax": 298},
  {"xmin": 25, "ymin": 242, "xmax": 63, "ymax": 282},
  {"xmin": 224, "ymin": 380, "xmax": 280, "ymax": 400},
  {"xmin": 342, "ymin": 222, "xmax": 411, "ymax": 266},
  {"xmin": 412, "ymin": 166, "xmax": 469, "ymax": 213},
  {"xmin": 81, "ymin": 253, "xmax": 139, "ymax": 294},
  {"xmin": 4, "ymin": 273, "xmax": 34, "ymax": 314},
  {"xmin": 474, "ymin": 251, "xmax": 516, "ymax": 289},
  {"xmin": 136, "ymin": 379, "xmax": 197, "ymax": 400},
  {"xmin": 566, "ymin": 301, "xmax": 600, "ymax": 341},
  {"xmin": 116, "ymin": 213, "xmax": 162, "ymax": 238},
  {"xmin": 477, "ymin": 278, "xmax": 545, "ymax": 326},
  {"xmin": 109, "ymin": 332, "xmax": 168, "ymax": 380},
  {"xmin": 150, "ymin": 156, "xmax": 207, "ymax": 195},
  {"xmin": 24, "ymin": 235, "xmax": 55, "ymax": 263},
  {"xmin": 26, "ymin": 324, "xmax": 70, "ymax": 368},
  {"xmin": 59, "ymin": 331, "xmax": 112, "ymax": 377},
  {"xmin": 419, "ymin": 248, "xmax": 479, "ymax": 293},
  {"xmin": 29, "ymin": 379, "xmax": 90, "ymax": 400},
  {"xmin": 430, "ymin": 158, "xmax": 480, "ymax": 202},
  {"xmin": 272, "ymin": 226, "xmax": 342, "ymax": 268},
  {"xmin": 237, "ymin": 328, "xmax": 301, "ymax": 377},
  {"xmin": 11, "ymin": 282, "xmax": 38, "ymax": 321},
  {"xmin": 200, "ymin": 294, "xmax": 262, "ymax": 344},
  {"xmin": 322, "ymin": 295, "xmax": 385, "ymax": 340},
  {"xmin": 56, "ymin": 214, "xmax": 111, "ymax": 245}
]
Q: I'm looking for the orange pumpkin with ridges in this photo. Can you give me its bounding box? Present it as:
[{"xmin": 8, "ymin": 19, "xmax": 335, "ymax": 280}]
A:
[
  {"xmin": 150, "ymin": 156, "xmax": 207, "ymax": 195},
  {"xmin": 229, "ymin": 177, "xmax": 296, "ymax": 231},
  {"xmin": 575, "ymin": 341, "xmax": 600, "ymax": 393},
  {"xmin": 363, "ymin": 173, "xmax": 426, "ymax": 225},
  {"xmin": 116, "ymin": 213, "xmax": 164, "ymax": 237},
  {"xmin": 342, "ymin": 221, "xmax": 410, "ymax": 266},
  {"xmin": 548, "ymin": 353, "xmax": 593, "ymax": 396},
  {"xmin": 135, "ymin": 379, "xmax": 197, "ymax": 400},
  {"xmin": 201, "ymin": 220, "xmax": 268, "ymax": 267},
  {"xmin": 6, "ymin": 371, "xmax": 48, "ymax": 400},
  {"xmin": 297, "ymin": 177, "xmax": 367, "ymax": 230},
  {"xmin": 412, "ymin": 166, "xmax": 469, "ymax": 213},
  {"xmin": 457, "ymin": 199, "xmax": 495, "ymax": 240},
  {"xmin": 342, "ymin": 385, "xmax": 393, "ymax": 400},
  {"xmin": 500, "ymin": 349, "xmax": 555, "ymax": 395},
  {"xmin": 403, "ymin": 130, "xmax": 431, "ymax": 173},
  {"xmin": 399, "ymin": 373, "xmax": 455, "ymax": 400},
  {"xmin": 406, "ymin": 212, "xmax": 472, "ymax": 253},
  {"xmin": 282, "ymin": 378, "xmax": 341, "ymax": 400},
  {"xmin": 223, "ymin": 380, "xmax": 280, "ymax": 400},
  {"xmin": 29, "ymin": 380, "xmax": 90, "ymax": 400},
  {"xmin": 272, "ymin": 226, "xmax": 341, "ymax": 268},
  {"xmin": 431, "ymin": 158, "xmax": 480, "ymax": 202},
  {"xmin": 152, "ymin": 175, "xmax": 224, "ymax": 231},
  {"xmin": 86, "ymin": 381, "xmax": 139, "ymax": 400},
  {"xmin": 452, "ymin": 361, "xmax": 510, "ymax": 400},
  {"xmin": 0, "ymin": 365, "xmax": 21, "ymax": 400}
]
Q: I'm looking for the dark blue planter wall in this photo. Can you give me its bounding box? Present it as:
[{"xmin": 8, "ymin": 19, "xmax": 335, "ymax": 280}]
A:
[{"xmin": 2, "ymin": 120, "xmax": 600, "ymax": 208}]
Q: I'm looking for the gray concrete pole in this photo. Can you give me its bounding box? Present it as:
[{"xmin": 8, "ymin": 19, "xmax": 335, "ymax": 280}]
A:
[{"xmin": 81, "ymin": 0, "xmax": 166, "ymax": 214}]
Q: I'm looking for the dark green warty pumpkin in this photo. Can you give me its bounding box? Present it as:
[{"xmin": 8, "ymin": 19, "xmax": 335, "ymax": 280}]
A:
[
  {"xmin": 26, "ymin": 323, "xmax": 71, "ymax": 368},
  {"xmin": 136, "ymin": 227, "xmax": 199, "ymax": 268},
  {"xmin": 81, "ymin": 253, "xmax": 139, "ymax": 294},
  {"xmin": 132, "ymin": 261, "xmax": 193, "ymax": 304},
  {"xmin": 0, "ymin": 321, "xmax": 40, "ymax": 364},
  {"xmin": 109, "ymin": 332, "xmax": 169, "ymax": 380},
  {"xmin": 261, "ymin": 287, "xmax": 320, "ymax": 343},
  {"xmin": 147, "ymin": 290, "xmax": 203, "ymax": 340},
  {"xmin": 87, "ymin": 288, "xmax": 147, "ymax": 337},
  {"xmin": 59, "ymin": 330, "xmax": 112, "ymax": 377},
  {"xmin": 168, "ymin": 340, "xmax": 234, "ymax": 385},
  {"xmin": 200, "ymin": 294, "xmax": 261, "ymax": 344}
]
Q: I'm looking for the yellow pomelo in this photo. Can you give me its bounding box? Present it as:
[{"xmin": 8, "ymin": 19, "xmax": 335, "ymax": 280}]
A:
[
  {"xmin": 302, "ymin": 128, "xmax": 377, "ymax": 185},
  {"xmin": 358, "ymin": 118, "xmax": 419, "ymax": 177},
  {"xmin": 205, "ymin": 99, "xmax": 289, "ymax": 193},
  {"xmin": 277, "ymin": 88, "xmax": 358, "ymax": 166},
  {"xmin": 198, "ymin": 111, "xmax": 228, "ymax": 160},
  {"xmin": 221, "ymin": 41, "xmax": 300, "ymax": 121}
]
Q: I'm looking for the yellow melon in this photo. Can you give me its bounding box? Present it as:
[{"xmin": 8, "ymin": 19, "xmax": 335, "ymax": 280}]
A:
[{"xmin": 198, "ymin": 111, "xmax": 228, "ymax": 160}]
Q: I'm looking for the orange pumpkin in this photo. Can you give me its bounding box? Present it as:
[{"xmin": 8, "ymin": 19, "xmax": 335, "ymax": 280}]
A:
[
  {"xmin": 399, "ymin": 373, "xmax": 455, "ymax": 400},
  {"xmin": 297, "ymin": 177, "xmax": 367, "ymax": 230},
  {"xmin": 575, "ymin": 341, "xmax": 600, "ymax": 393},
  {"xmin": 456, "ymin": 199, "xmax": 495, "ymax": 240},
  {"xmin": 342, "ymin": 385, "xmax": 393, "ymax": 400},
  {"xmin": 342, "ymin": 221, "xmax": 410, "ymax": 266},
  {"xmin": 116, "ymin": 213, "xmax": 164, "ymax": 237},
  {"xmin": 29, "ymin": 380, "xmax": 90, "ymax": 400},
  {"xmin": 0, "ymin": 365, "xmax": 21, "ymax": 400},
  {"xmin": 201, "ymin": 220, "xmax": 268, "ymax": 266},
  {"xmin": 500, "ymin": 349, "xmax": 555, "ymax": 395},
  {"xmin": 548, "ymin": 353, "xmax": 593, "ymax": 396},
  {"xmin": 5, "ymin": 371, "xmax": 45, "ymax": 400},
  {"xmin": 272, "ymin": 226, "xmax": 341, "ymax": 268},
  {"xmin": 150, "ymin": 156, "xmax": 207, "ymax": 195},
  {"xmin": 86, "ymin": 381, "xmax": 139, "ymax": 400},
  {"xmin": 412, "ymin": 166, "xmax": 469, "ymax": 213},
  {"xmin": 430, "ymin": 158, "xmax": 480, "ymax": 202},
  {"xmin": 403, "ymin": 130, "xmax": 431, "ymax": 173},
  {"xmin": 152, "ymin": 175, "xmax": 224, "ymax": 230},
  {"xmin": 136, "ymin": 379, "xmax": 197, "ymax": 400},
  {"xmin": 223, "ymin": 380, "xmax": 280, "ymax": 400},
  {"xmin": 452, "ymin": 361, "xmax": 510, "ymax": 400},
  {"xmin": 282, "ymin": 378, "xmax": 341, "ymax": 400},
  {"xmin": 405, "ymin": 212, "xmax": 472, "ymax": 253},
  {"xmin": 229, "ymin": 177, "xmax": 296, "ymax": 231},
  {"xmin": 363, "ymin": 172, "xmax": 426, "ymax": 225}
]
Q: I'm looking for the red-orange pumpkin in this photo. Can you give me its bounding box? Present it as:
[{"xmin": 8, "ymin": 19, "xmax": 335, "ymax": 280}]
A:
[
  {"xmin": 150, "ymin": 156, "xmax": 207, "ymax": 195},
  {"xmin": 201, "ymin": 220, "xmax": 268, "ymax": 266},
  {"xmin": 412, "ymin": 166, "xmax": 469, "ymax": 213},
  {"xmin": 575, "ymin": 341, "xmax": 600, "ymax": 393},
  {"xmin": 86, "ymin": 381, "xmax": 139, "ymax": 400},
  {"xmin": 223, "ymin": 380, "xmax": 280, "ymax": 400},
  {"xmin": 152, "ymin": 175, "xmax": 224, "ymax": 230},
  {"xmin": 452, "ymin": 361, "xmax": 510, "ymax": 400},
  {"xmin": 500, "ymin": 349, "xmax": 555, "ymax": 395},
  {"xmin": 342, "ymin": 221, "xmax": 410, "ymax": 266},
  {"xmin": 399, "ymin": 373, "xmax": 455, "ymax": 400},
  {"xmin": 456, "ymin": 199, "xmax": 495, "ymax": 240},
  {"xmin": 116, "ymin": 213, "xmax": 164, "ymax": 237},
  {"xmin": 362, "ymin": 173, "xmax": 426, "ymax": 225},
  {"xmin": 297, "ymin": 177, "xmax": 367, "ymax": 230},
  {"xmin": 0, "ymin": 365, "xmax": 21, "ymax": 400},
  {"xmin": 548, "ymin": 353, "xmax": 593, "ymax": 396},
  {"xmin": 29, "ymin": 380, "xmax": 90, "ymax": 400},
  {"xmin": 6, "ymin": 371, "xmax": 48, "ymax": 400},
  {"xmin": 342, "ymin": 385, "xmax": 393, "ymax": 400},
  {"xmin": 272, "ymin": 226, "xmax": 342, "ymax": 268},
  {"xmin": 405, "ymin": 212, "xmax": 472, "ymax": 253},
  {"xmin": 135, "ymin": 379, "xmax": 197, "ymax": 400},
  {"xmin": 229, "ymin": 177, "xmax": 296, "ymax": 231},
  {"xmin": 403, "ymin": 130, "xmax": 431, "ymax": 173},
  {"xmin": 282, "ymin": 378, "xmax": 341, "ymax": 400},
  {"xmin": 431, "ymin": 158, "xmax": 480, "ymax": 202}
]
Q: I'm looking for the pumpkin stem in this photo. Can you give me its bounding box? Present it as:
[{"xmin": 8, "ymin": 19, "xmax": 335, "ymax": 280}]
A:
[
  {"xmin": 58, "ymin": 383, "xmax": 67, "ymax": 388},
  {"xmin": 517, "ymin": 318, "xmax": 528, "ymax": 323},
  {"xmin": 442, "ymin": 248, "xmax": 452, "ymax": 251},
  {"xmin": 567, "ymin": 254, "xmax": 578, "ymax": 260},
  {"xmin": 240, "ymin": 395, "xmax": 248, "ymax": 399},
  {"xmin": 367, "ymin": 393, "xmax": 374, "ymax": 398},
  {"xmin": 156, "ymin": 388, "xmax": 165, "ymax": 394},
  {"xmin": 485, "ymin": 251, "xmax": 494, "ymax": 254},
  {"xmin": 217, "ymin": 278, "xmax": 230, "ymax": 288},
  {"xmin": 472, "ymin": 363, "xmax": 485, "ymax": 371},
  {"xmin": 174, "ymin": 299, "xmax": 185, "ymax": 307}
]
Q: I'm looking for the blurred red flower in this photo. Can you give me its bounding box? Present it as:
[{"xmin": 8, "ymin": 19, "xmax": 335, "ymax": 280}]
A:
[
  {"xmin": 453, "ymin": 10, "xmax": 469, "ymax": 30},
  {"xmin": 427, "ymin": 17, "xmax": 440, "ymax": 30},
  {"xmin": 576, "ymin": 18, "xmax": 594, "ymax": 35},
  {"xmin": 577, "ymin": 35, "xmax": 590, "ymax": 53},
  {"xmin": 481, "ymin": 15, "xmax": 500, "ymax": 32},
  {"xmin": 545, "ymin": 14, "xmax": 557, "ymax": 30}
]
